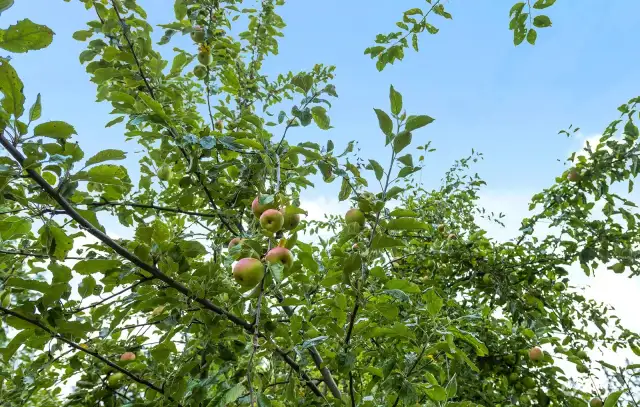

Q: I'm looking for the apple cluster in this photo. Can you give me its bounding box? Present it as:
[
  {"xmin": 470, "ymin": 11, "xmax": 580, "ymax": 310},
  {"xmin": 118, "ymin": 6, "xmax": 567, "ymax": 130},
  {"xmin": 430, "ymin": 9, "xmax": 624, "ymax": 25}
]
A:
[{"xmin": 230, "ymin": 196, "xmax": 300, "ymax": 288}]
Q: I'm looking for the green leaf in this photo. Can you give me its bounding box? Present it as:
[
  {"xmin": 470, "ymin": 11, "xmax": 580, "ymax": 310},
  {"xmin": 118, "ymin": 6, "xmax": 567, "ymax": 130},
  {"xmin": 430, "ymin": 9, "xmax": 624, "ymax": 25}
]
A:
[
  {"xmin": 73, "ymin": 259, "xmax": 120, "ymax": 275},
  {"xmin": 72, "ymin": 30, "xmax": 93, "ymax": 41},
  {"xmin": 338, "ymin": 177, "xmax": 350, "ymax": 201},
  {"xmin": 393, "ymin": 130, "xmax": 412, "ymax": 153},
  {"xmin": 34, "ymin": 121, "xmax": 77, "ymax": 139},
  {"xmin": 150, "ymin": 341, "xmax": 177, "ymax": 362},
  {"xmin": 28, "ymin": 93, "xmax": 41, "ymax": 122},
  {"xmin": 425, "ymin": 289, "xmax": 443, "ymax": 316},
  {"xmin": 533, "ymin": 15, "xmax": 552, "ymax": 28},
  {"xmin": 604, "ymin": 390, "xmax": 625, "ymax": 407},
  {"xmin": 85, "ymin": 149, "xmax": 127, "ymax": 166},
  {"xmin": 424, "ymin": 385, "xmax": 447, "ymax": 401},
  {"xmin": 0, "ymin": 0, "xmax": 14, "ymax": 15},
  {"xmin": 371, "ymin": 235, "xmax": 405, "ymax": 250},
  {"xmin": 397, "ymin": 154, "xmax": 413, "ymax": 167},
  {"xmin": 78, "ymin": 276, "xmax": 96, "ymax": 298},
  {"xmin": 526, "ymin": 28, "xmax": 537, "ymax": 45},
  {"xmin": 385, "ymin": 279, "xmax": 420, "ymax": 294},
  {"xmin": 41, "ymin": 225, "xmax": 73, "ymax": 260},
  {"xmin": 386, "ymin": 217, "xmax": 429, "ymax": 230},
  {"xmin": 389, "ymin": 85, "xmax": 402, "ymax": 115},
  {"xmin": 0, "ymin": 58, "xmax": 25, "ymax": 117},
  {"xmin": 311, "ymin": 106, "xmax": 330, "ymax": 130},
  {"xmin": 533, "ymin": 0, "xmax": 556, "ymax": 9},
  {"xmin": 174, "ymin": 0, "xmax": 187, "ymax": 19},
  {"xmin": 0, "ymin": 19, "xmax": 54, "ymax": 53},
  {"xmin": 449, "ymin": 326, "xmax": 488, "ymax": 356},
  {"xmin": 3, "ymin": 329, "xmax": 32, "ymax": 361},
  {"xmin": 374, "ymin": 108, "xmax": 394, "ymax": 140},
  {"xmin": 368, "ymin": 159, "xmax": 384, "ymax": 181},
  {"xmin": 292, "ymin": 74, "xmax": 313, "ymax": 93},
  {"xmin": 405, "ymin": 115, "xmax": 434, "ymax": 131},
  {"xmin": 446, "ymin": 375, "xmax": 457, "ymax": 398}
]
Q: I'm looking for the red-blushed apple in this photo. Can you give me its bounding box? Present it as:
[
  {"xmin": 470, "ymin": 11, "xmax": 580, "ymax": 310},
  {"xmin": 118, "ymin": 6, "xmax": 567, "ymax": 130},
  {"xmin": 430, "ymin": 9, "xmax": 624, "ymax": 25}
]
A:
[
  {"xmin": 281, "ymin": 208, "xmax": 301, "ymax": 230},
  {"xmin": 589, "ymin": 397, "xmax": 603, "ymax": 407},
  {"xmin": 352, "ymin": 243, "xmax": 359, "ymax": 250},
  {"xmin": 120, "ymin": 352, "xmax": 136, "ymax": 362},
  {"xmin": 232, "ymin": 258, "xmax": 264, "ymax": 288},
  {"xmin": 265, "ymin": 247, "xmax": 294, "ymax": 270},
  {"xmin": 252, "ymin": 196, "xmax": 276, "ymax": 218},
  {"xmin": 228, "ymin": 237, "xmax": 244, "ymax": 250},
  {"xmin": 260, "ymin": 209, "xmax": 284, "ymax": 233},
  {"xmin": 345, "ymin": 208, "xmax": 365, "ymax": 227},
  {"xmin": 529, "ymin": 346, "xmax": 544, "ymax": 362},
  {"xmin": 567, "ymin": 168, "xmax": 580, "ymax": 182}
]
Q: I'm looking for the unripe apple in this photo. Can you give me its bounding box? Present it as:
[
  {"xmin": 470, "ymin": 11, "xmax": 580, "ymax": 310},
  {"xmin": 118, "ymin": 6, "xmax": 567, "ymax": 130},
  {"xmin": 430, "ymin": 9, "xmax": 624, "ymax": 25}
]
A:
[
  {"xmin": 345, "ymin": 208, "xmax": 365, "ymax": 227},
  {"xmin": 215, "ymin": 120, "xmax": 224, "ymax": 131},
  {"xmin": 197, "ymin": 50, "xmax": 212, "ymax": 66},
  {"xmin": 251, "ymin": 196, "xmax": 276, "ymax": 218},
  {"xmin": 437, "ymin": 224, "xmax": 445, "ymax": 233},
  {"xmin": 567, "ymin": 168, "xmax": 580, "ymax": 182},
  {"xmin": 281, "ymin": 208, "xmax": 301, "ymax": 230},
  {"xmin": 528, "ymin": 346, "xmax": 544, "ymax": 362},
  {"xmin": 228, "ymin": 237, "xmax": 243, "ymax": 250},
  {"xmin": 522, "ymin": 376, "xmax": 536, "ymax": 389},
  {"xmin": 589, "ymin": 397, "xmax": 603, "ymax": 407},
  {"xmin": 120, "ymin": 352, "xmax": 136, "ymax": 362},
  {"xmin": 193, "ymin": 64, "xmax": 207, "ymax": 79},
  {"xmin": 232, "ymin": 258, "xmax": 264, "ymax": 288},
  {"xmin": 482, "ymin": 273, "xmax": 492, "ymax": 284},
  {"xmin": 157, "ymin": 164, "xmax": 172, "ymax": 181},
  {"xmin": 576, "ymin": 350, "xmax": 588, "ymax": 359},
  {"xmin": 190, "ymin": 26, "xmax": 205, "ymax": 43},
  {"xmin": 553, "ymin": 282, "xmax": 566, "ymax": 292},
  {"xmin": 576, "ymin": 364, "xmax": 589, "ymax": 374},
  {"xmin": 107, "ymin": 372, "xmax": 125, "ymax": 389},
  {"xmin": 260, "ymin": 209, "xmax": 284, "ymax": 233},
  {"xmin": 265, "ymin": 247, "xmax": 294, "ymax": 270}
]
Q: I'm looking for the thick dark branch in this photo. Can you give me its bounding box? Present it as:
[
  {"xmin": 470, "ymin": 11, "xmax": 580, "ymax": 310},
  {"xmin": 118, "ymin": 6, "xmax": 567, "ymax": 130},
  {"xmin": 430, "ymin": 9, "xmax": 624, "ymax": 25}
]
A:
[
  {"xmin": 0, "ymin": 133, "xmax": 321, "ymax": 398},
  {"xmin": 0, "ymin": 305, "xmax": 178, "ymax": 405}
]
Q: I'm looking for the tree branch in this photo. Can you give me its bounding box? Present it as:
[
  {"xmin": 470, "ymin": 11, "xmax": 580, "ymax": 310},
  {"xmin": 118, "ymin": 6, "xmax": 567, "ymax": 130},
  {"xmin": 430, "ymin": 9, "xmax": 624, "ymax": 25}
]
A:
[
  {"xmin": 68, "ymin": 277, "xmax": 154, "ymax": 314},
  {"xmin": 0, "ymin": 305, "xmax": 178, "ymax": 405},
  {"xmin": 86, "ymin": 200, "xmax": 222, "ymax": 219},
  {"xmin": 0, "ymin": 249, "xmax": 85, "ymax": 260}
]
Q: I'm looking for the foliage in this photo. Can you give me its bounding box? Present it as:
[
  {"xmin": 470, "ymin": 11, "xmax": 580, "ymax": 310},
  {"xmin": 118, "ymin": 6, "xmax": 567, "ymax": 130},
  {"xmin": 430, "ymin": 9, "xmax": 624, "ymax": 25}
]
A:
[{"xmin": 0, "ymin": 1, "xmax": 638, "ymax": 407}]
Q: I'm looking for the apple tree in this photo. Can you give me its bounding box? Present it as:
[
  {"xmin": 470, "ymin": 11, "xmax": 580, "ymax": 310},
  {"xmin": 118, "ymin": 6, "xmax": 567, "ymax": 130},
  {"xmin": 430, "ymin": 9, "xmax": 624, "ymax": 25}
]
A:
[{"xmin": 0, "ymin": 1, "xmax": 639, "ymax": 406}]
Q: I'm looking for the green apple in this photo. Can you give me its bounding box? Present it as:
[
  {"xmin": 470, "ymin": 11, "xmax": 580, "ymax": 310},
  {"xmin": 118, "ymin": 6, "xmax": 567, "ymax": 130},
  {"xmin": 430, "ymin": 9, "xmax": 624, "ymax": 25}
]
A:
[
  {"xmin": 522, "ymin": 376, "xmax": 536, "ymax": 389},
  {"xmin": 589, "ymin": 397, "xmax": 603, "ymax": 407},
  {"xmin": 197, "ymin": 50, "xmax": 212, "ymax": 66},
  {"xmin": 232, "ymin": 258, "xmax": 264, "ymax": 288},
  {"xmin": 483, "ymin": 273, "xmax": 492, "ymax": 284},
  {"xmin": 576, "ymin": 350, "xmax": 588, "ymax": 359},
  {"xmin": 528, "ymin": 346, "xmax": 544, "ymax": 362},
  {"xmin": 228, "ymin": 237, "xmax": 244, "ymax": 250},
  {"xmin": 157, "ymin": 164, "xmax": 172, "ymax": 181},
  {"xmin": 281, "ymin": 208, "xmax": 301, "ymax": 230},
  {"xmin": 107, "ymin": 372, "xmax": 125, "ymax": 389},
  {"xmin": 193, "ymin": 64, "xmax": 207, "ymax": 79},
  {"xmin": 120, "ymin": 352, "xmax": 136, "ymax": 362},
  {"xmin": 437, "ymin": 224, "xmax": 445, "ymax": 233},
  {"xmin": 260, "ymin": 209, "xmax": 284, "ymax": 233},
  {"xmin": 265, "ymin": 247, "xmax": 293, "ymax": 270},
  {"xmin": 251, "ymin": 196, "xmax": 276, "ymax": 218},
  {"xmin": 345, "ymin": 208, "xmax": 365, "ymax": 227},
  {"xmin": 553, "ymin": 282, "xmax": 566, "ymax": 292},
  {"xmin": 576, "ymin": 364, "xmax": 589, "ymax": 374},
  {"xmin": 190, "ymin": 26, "xmax": 205, "ymax": 43}
]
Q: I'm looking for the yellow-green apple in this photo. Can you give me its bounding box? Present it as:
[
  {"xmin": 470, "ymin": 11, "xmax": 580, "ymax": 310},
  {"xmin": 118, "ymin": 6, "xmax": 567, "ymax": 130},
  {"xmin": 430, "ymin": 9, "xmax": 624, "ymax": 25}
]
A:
[
  {"xmin": 437, "ymin": 224, "xmax": 445, "ymax": 233},
  {"xmin": 589, "ymin": 398, "xmax": 603, "ymax": 407},
  {"xmin": 190, "ymin": 26, "xmax": 205, "ymax": 42},
  {"xmin": 197, "ymin": 50, "xmax": 212, "ymax": 65},
  {"xmin": 107, "ymin": 372, "xmax": 125, "ymax": 388},
  {"xmin": 232, "ymin": 258, "xmax": 264, "ymax": 288},
  {"xmin": 120, "ymin": 352, "xmax": 136, "ymax": 362},
  {"xmin": 260, "ymin": 209, "xmax": 284, "ymax": 233},
  {"xmin": 228, "ymin": 237, "xmax": 244, "ymax": 250},
  {"xmin": 252, "ymin": 196, "xmax": 276, "ymax": 218},
  {"xmin": 281, "ymin": 208, "xmax": 301, "ymax": 230},
  {"xmin": 528, "ymin": 346, "xmax": 544, "ymax": 361},
  {"xmin": 345, "ymin": 208, "xmax": 365, "ymax": 227},
  {"xmin": 193, "ymin": 65, "xmax": 207, "ymax": 79},
  {"xmin": 157, "ymin": 165, "xmax": 172, "ymax": 181},
  {"xmin": 265, "ymin": 247, "xmax": 293, "ymax": 270}
]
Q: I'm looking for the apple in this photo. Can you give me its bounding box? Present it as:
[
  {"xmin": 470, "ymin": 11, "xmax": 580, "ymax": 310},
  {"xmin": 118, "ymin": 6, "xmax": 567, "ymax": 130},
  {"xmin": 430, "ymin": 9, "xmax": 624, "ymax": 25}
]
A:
[
  {"xmin": 447, "ymin": 233, "xmax": 457, "ymax": 240},
  {"xmin": 589, "ymin": 397, "xmax": 603, "ymax": 407},
  {"xmin": 232, "ymin": 258, "xmax": 264, "ymax": 288},
  {"xmin": 197, "ymin": 50, "xmax": 212, "ymax": 66},
  {"xmin": 576, "ymin": 350, "xmax": 588, "ymax": 359},
  {"xmin": 190, "ymin": 26, "xmax": 205, "ymax": 43},
  {"xmin": 193, "ymin": 64, "xmax": 207, "ymax": 79},
  {"xmin": 120, "ymin": 352, "xmax": 136, "ymax": 362},
  {"xmin": 528, "ymin": 346, "xmax": 544, "ymax": 362},
  {"xmin": 576, "ymin": 364, "xmax": 589, "ymax": 374},
  {"xmin": 251, "ymin": 196, "xmax": 276, "ymax": 218},
  {"xmin": 215, "ymin": 120, "xmax": 224, "ymax": 131},
  {"xmin": 228, "ymin": 237, "xmax": 244, "ymax": 250},
  {"xmin": 522, "ymin": 376, "xmax": 536, "ymax": 389},
  {"xmin": 107, "ymin": 372, "xmax": 125, "ymax": 389},
  {"xmin": 345, "ymin": 208, "xmax": 365, "ymax": 227},
  {"xmin": 265, "ymin": 247, "xmax": 293, "ymax": 270},
  {"xmin": 157, "ymin": 164, "xmax": 172, "ymax": 181},
  {"xmin": 281, "ymin": 208, "xmax": 301, "ymax": 230},
  {"xmin": 260, "ymin": 209, "xmax": 284, "ymax": 233},
  {"xmin": 352, "ymin": 243, "xmax": 359, "ymax": 250},
  {"xmin": 553, "ymin": 282, "xmax": 566, "ymax": 292},
  {"xmin": 482, "ymin": 273, "xmax": 492, "ymax": 284},
  {"xmin": 437, "ymin": 224, "xmax": 445, "ymax": 233},
  {"xmin": 567, "ymin": 168, "xmax": 580, "ymax": 182}
]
